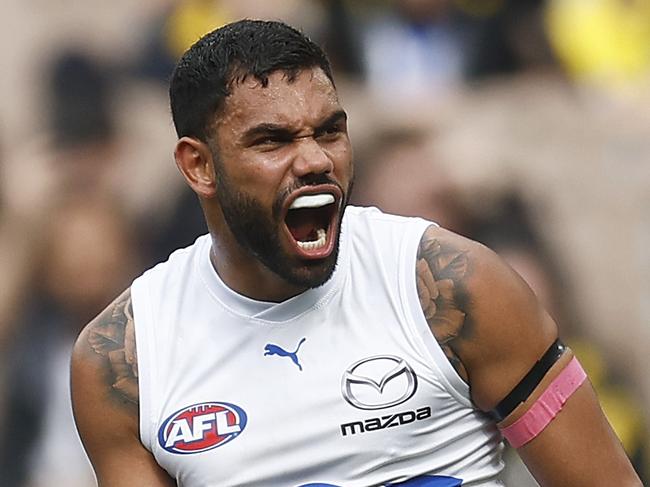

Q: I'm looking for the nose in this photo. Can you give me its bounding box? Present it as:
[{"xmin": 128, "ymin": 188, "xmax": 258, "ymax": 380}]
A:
[{"xmin": 291, "ymin": 137, "xmax": 333, "ymax": 178}]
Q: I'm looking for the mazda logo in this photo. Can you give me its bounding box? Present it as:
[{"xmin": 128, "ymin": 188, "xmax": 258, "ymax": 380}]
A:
[{"xmin": 341, "ymin": 355, "xmax": 417, "ymax": 410}]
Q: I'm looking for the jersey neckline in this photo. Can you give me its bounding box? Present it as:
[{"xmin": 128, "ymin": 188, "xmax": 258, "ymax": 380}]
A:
[{"xmin": 196, "ymin": 212, "xmax": 351, "ymax": 324}]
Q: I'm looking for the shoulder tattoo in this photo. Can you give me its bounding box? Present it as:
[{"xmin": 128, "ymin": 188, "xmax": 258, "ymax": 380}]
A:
[
  {"xmin": 87, "ymin": 289, "xmax": 139, "ymax": 405},
  {"xmin": 416, "ymin": 232, "xmax": 470, "ymax": 381}
]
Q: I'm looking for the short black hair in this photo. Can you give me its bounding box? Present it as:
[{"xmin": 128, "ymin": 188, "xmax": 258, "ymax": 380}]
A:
[{"xmin": 169, "ymin": 19, "xmax": 334, "ymax": 141}]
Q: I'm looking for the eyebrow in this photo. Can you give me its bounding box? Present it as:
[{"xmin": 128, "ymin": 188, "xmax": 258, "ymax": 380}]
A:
[
  {"xmin": 319, "ymin": 110, "xmax": 348, "ymax": 129},
  {"xmin": 242, "ymin": 109, "xmax": 348, "ymax": 142},
  {"xmin": 242, "ymin": 123, "xmax": 294, "ymax": 142}
]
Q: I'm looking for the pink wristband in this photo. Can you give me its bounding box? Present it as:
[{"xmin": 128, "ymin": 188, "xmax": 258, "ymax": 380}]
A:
[{"xmin": 499, "ymin": 356, "xmax": 587, "ymax": 448}]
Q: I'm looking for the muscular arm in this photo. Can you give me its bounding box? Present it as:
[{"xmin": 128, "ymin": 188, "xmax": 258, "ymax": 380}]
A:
[
  {"xmin": 416, "ymin": 225, "xmax": 641, "ymax": 486},
  {"xmin": 71, "ymin": 289, "xmax": 175, "ymax": 486}
]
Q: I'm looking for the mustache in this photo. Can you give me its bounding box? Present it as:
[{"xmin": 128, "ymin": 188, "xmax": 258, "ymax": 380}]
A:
[{"xmin": 286, "ymin": 173, "xmax": 341, "ymax": 194}]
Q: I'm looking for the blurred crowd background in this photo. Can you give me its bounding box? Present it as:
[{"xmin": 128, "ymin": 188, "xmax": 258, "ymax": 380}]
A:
[{"xmin": 1, "ymin": 0, "xmax": 649, "ymax": 485}]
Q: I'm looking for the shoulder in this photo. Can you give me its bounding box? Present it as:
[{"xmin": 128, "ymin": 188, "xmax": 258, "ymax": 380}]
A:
[
  {"xmin": 345, "ymin": 205, "xmax": 426, "ymax": 224},
  {"xmin": 72, "ymin": 289, "xmax": 178, "ymax": 484},
  {"xmin": 144, "ymin": 233, "xmax": 210, "ymax": 277},
  {"xmin": 415, "ymin": 225, "xmax": 558, "ymax": 411},
  {"xmin": 71, "ymin": 288, "xmax": 140, "ymax": 452},
  {"xmin": 344, "ymin": 206, "xmax": 432, "ymax": 242}
]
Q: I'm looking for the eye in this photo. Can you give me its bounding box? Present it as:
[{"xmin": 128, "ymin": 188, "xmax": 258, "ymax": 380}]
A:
[
  {"xmin": 317, "ymin": 122, "xmax": 345, "ymax": 140},
  {"xmin": 253, "ymin": 133, "xmax": 292, "ymax": 147}
]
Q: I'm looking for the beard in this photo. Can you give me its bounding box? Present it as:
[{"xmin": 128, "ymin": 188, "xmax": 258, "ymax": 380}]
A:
[{"xmin": 215, "ymin": 167, "xmax": 351, "ymax": 290}]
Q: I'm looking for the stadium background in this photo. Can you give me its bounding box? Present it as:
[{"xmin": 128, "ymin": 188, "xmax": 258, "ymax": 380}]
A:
[{"xmin": 0, "ymin": 0, "xmax": 648, "ymax": 485}]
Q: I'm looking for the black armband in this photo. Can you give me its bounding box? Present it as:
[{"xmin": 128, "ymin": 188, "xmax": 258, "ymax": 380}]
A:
[{"xmin": 488, "ymin": 339, "xmax": 567, "ymax": 422}]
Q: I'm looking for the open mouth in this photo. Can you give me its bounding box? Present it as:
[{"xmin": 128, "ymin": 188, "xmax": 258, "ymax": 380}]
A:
[{"xmin": 283, "ymin": 186, "xmax": 341, "ymax": 259}]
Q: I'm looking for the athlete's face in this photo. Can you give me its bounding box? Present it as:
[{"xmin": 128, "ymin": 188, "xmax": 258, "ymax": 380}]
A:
[{"xmin": 210, "ymin": 68, "xmax": 354, "ymax": 288}]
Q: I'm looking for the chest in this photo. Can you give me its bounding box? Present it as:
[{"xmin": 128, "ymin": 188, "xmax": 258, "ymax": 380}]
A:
[{"xmin": 149, "ymin": 300, "xmax": 475, "ymax": 486}]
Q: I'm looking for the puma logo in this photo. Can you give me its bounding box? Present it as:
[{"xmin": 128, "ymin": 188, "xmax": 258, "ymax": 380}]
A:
[{"xmin": 264, "ymin": 337, "xmax": 306, "ymax": 371}]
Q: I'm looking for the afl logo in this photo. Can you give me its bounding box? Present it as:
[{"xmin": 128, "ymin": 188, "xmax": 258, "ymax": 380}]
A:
[
  {"xmin": 158, "ymin": 402, "xmax": 247, "ymax": 454},
  {"xmin": 341, "ymin": 355, "xmax": 417, "ymax": 410}
]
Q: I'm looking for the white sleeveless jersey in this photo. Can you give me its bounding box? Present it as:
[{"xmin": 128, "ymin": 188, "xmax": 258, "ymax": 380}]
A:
[{"xmin": 132, "ymin": 206, "xmax": 505, "ymax": 487}]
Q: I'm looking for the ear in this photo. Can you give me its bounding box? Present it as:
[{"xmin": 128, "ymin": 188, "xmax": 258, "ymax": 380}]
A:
[{"xmin": 174, "ymin": 137, "xmax": 217, "ymax": 198}]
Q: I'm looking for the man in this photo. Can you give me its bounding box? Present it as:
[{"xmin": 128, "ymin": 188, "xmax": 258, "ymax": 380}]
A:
[{"xmin": 71, "ymin": 20, "xmax": 642, "ymax": 486}]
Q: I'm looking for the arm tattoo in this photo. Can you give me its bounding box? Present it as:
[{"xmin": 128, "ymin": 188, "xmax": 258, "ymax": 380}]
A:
[
  {"xmin": 87, "ymin": 290, "xmax": 139, "ymax": 405},
  {"xmin": 416, "ymin": 233, "xmax": 470, "ymax": 381}
]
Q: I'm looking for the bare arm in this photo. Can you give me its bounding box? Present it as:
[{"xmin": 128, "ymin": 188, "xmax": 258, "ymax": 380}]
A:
[
  {"xmin": 71, "ymin": 289, "xmax": 176, "ymax": 486},
  {"xmin": 416, "ymin": 225, "xmax": 641, "ymax": 486}
]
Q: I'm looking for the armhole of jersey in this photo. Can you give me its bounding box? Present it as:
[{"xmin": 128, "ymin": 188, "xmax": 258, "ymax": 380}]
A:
[
  {"xmin": 131, "ymin": 275, "xmax": 157, "ymax": 453},
  {"xmin": 398, "ymin": 221, "xmax": 473, "ymax": 408}
]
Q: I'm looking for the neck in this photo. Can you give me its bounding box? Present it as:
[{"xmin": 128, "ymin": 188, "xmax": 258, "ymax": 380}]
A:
[
  {"xmin": 201, "ymin": 198, "xmax": 318, "ymax": 302},
  {"xmin": 207, "ymin": 229, "xmax": 306, "ymax": 303}
]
